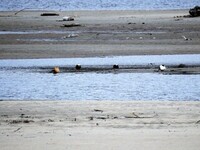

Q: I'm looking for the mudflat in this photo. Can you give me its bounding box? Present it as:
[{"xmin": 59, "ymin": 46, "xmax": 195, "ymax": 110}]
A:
[{"xmin": 0, "ymin": 10, "xmax": 200, "ymax": 59}]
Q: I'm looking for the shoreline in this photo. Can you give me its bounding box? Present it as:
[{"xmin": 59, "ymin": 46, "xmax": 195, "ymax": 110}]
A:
[{"xmin": 0, "ymin": 9, "xmax": 190, "ymax": 12}]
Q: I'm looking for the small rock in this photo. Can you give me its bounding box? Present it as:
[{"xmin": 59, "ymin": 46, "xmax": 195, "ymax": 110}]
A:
[
  {"xmin": 178, "ymin": 64, "xmax": 186, "ymax": 68},
  {"xmin": 23, "ymin": 120, "xmax": 34, "ymax": 123},
  {"xmin": 48, "ymin": 119, "xmax": 54, "ymax": 122},
  {"xmin": 11, "ymin": 120, "xmax": 22, "ymax": 124},
  {"xmin": 88, "ymin": 117, "xmax": 94, "ymax": 121}
]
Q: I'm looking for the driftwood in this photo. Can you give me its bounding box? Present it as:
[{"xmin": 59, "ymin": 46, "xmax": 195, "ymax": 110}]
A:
[
  {"xmin": 14, "ymin": 8, "xmax": 27, "ymax": 15},
  {"xmin": 41, "ymin": 13, "xmax": 59, "ymax": 16},
  {"xmin": 63, "ymin": 23, "xmax": 81, "ymax": 27},
  {"xmin": 94, "ymin": 109, "xmax": 103, "ymax": 113},
  {"xmin": 14, "ymin": 127, "xmax": 22, "ymax": 132}
]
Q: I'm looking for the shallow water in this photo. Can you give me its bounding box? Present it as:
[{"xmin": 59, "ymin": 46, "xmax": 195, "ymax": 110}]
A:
[
  {"xmin": 0, "ymin": 31, "xmax": 167, "ymax": 35},
  {"xmin": 0, "ymin": 55, "xmax": 200, "ymax": 101},
  {"xmin": 0, "ymin": 0, "xmax": 199, "ymax": 11},
  {"xmin": 1, "ymin": 54, "xmax": 200, "ymax": 67},
  {"xmin": 0, "ymin": 71, "xmax": 200, "ymax": 101}
]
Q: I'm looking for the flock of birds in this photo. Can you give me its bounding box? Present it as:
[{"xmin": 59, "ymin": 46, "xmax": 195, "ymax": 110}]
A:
[{"xmin": 51, "ymin": 64, "xmax": 166, "ymax": 74}]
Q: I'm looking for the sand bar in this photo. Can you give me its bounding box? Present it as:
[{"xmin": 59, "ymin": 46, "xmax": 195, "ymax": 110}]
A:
[{"xmin": 0, "ymin": 10, "xmax": 200, "ymax": 59}]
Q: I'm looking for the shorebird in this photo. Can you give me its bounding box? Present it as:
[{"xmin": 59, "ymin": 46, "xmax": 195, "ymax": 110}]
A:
[
  {"xmin": 76, "ymin": 64, "xmax": 81, "ymax": 70},
  {"xmin": 113, "ymin": 64, "xmax": 119, "ymax": 69},
  {"xmin": 159, "ymin": 65, "xmax": 166, "ymax": 71}
]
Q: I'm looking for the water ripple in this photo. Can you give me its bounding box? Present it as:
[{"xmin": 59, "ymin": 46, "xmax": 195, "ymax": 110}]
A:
[{"xmin": 0, "ymin": 0, "xmax": 199, "ymax": 11}]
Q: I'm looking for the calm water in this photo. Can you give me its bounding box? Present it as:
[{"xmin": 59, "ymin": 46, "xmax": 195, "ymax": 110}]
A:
[
  {"xmin": 0, "ymin": 55, "xmax": 200, "ymax": 101},
  {"xmin": 0, "ymin": 0, "xmax": 199, "ymax": 11}
]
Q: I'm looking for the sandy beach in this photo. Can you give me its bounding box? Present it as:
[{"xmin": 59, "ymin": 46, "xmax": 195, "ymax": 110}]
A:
[
  {"xmin": 0, "ymin": 10, "xmax": 200, "ymax": 150},
  {"xmin": 0, "ymin": 10, "xmax": 200, "ymax": 59},
  {"xmin": 1, "ymin": 70, "xmax": 199, "ymax": 149},
  {"xmin": 0, "ymin": 101, "xmax": 200, "ymax": 150}
]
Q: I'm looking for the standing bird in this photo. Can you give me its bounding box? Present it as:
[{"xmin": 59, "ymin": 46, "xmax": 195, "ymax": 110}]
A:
[
  {"xmin": 113, "ymin": 64, "xmax": 119, "ymax": 69},
  {"xmin": 159, "ymin": 65, "xmax": 166, "ymax": 71},
  {"xmin": 75, "ymin": 64, "xmax": 81, "ymax": 70}
]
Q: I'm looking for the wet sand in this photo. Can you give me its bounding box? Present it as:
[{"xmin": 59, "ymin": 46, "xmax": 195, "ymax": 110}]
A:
[
  {"xmin": 0, "ymin": 10, "xmax": 200, "ymax": 59},
  {"xmin": 0, "ymin": 101, "xmax": 200, "ymax": 150}
]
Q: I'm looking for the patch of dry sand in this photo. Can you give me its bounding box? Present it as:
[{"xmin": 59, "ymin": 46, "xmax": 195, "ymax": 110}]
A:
[{"xmin": 0, "ymin": 101, "xmax": 200, "ymax": 150}]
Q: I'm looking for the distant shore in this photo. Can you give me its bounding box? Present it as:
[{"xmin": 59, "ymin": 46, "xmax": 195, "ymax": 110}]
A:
[{"xmin": 0, "ymin": 10, "xmax": 200, "ymax": 59}]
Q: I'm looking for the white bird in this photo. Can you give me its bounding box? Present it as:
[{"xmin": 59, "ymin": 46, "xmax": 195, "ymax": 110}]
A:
[{"xmin": 159, "ymin": 65, "xmax": 166, "ymax": 71}]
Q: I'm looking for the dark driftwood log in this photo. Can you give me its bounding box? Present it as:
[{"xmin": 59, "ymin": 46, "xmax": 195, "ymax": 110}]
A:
[
  {"xmin": 63, "ymin": 24, "xmax": 81, "ymax": 27},
  {"xmin": 41, "ymin": 13, "xmax": 59, "ymax": 16}
]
